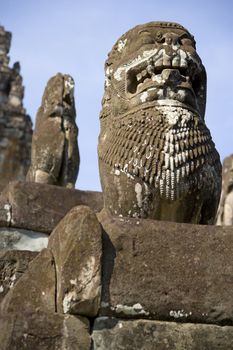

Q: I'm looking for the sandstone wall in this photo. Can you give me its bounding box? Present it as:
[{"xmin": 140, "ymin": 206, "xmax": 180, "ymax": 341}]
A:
[{"xmin": 0, "ymin": 183, "xmax": 233, "ymax": 349}]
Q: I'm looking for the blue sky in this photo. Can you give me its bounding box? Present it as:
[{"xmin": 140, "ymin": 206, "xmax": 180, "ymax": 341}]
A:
[{"xmin": 1, "ymin": 0, "xmax": 233, "ymax": 191}]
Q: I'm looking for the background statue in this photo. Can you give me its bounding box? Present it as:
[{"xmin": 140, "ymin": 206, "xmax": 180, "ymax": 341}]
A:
[
  {"xmin": 216, "ymin": 155, "xmax": 233, "ymax": 225},
  {"xmin": 98, "ymin": 21, "xmax": 221, "ymax": 224},
  {"xmin": 27, "ymin": 73, "xmax": 79, "ymax": 188}
]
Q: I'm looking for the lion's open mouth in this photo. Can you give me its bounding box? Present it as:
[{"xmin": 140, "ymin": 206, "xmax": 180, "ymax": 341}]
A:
[{"xmin": 125, "ymin": 55, "xmax": 201, "ymax": 97}]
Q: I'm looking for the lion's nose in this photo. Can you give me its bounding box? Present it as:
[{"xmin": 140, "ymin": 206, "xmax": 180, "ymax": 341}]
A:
[
  {"xmin": 161, "ymin": 69, "xmax": 182, "ymax": 85},
  {"xmin": 164, "ymin": 33, "xmax": 180, "ymax": 45}
]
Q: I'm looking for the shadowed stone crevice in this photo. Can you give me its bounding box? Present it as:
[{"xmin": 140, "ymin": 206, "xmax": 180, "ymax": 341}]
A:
[
  {"xmin": 99, "ymin": 228, "xmax": 116, "ymax": 315},
  {"xmin": 52, "ymin": 250, "xmax": 58, "ymax": 313}
]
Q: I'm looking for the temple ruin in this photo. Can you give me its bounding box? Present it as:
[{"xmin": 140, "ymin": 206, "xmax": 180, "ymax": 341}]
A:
[
  {"xmin": 0, "ymin": 22, "xmax": 233, "ymax": 350},
  {"xmin": 0, "ymin": 26, "xmax": 32, "ymax": 192}
]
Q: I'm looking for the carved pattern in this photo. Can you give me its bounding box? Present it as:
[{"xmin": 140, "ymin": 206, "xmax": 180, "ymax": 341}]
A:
[{"xmin": 99, "ymin": 106, "xmax": 220, "ymax": 201}]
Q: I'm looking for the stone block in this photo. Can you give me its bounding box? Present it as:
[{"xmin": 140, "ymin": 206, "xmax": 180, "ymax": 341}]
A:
[
  {"xmin": 0, "ymin": 227, "xmax": 48, "ymax": 251},
  {"xmin": 48, "ymin": 205, "xmax": 102, "ymax": 317},
  {"xmin": 1, "ymin": 248, "xmax": 55, "ymax": 314},
  {"xmin": 98, "ymin": 209, "xmax": 233, "ymax": 325},
  {"xmin": 0, "ymin": 181, "xmax": 103, "ymax": 233},
  {"xmin": 92, "ymin": 317, "xmax": 233, "ymax": 350},
  {"xmin": 0, "ymin": 250, "xmax": 37, "ymax": 302},
  {"xmin": 0, "ymin": 311, "xmax": 90, "ymax": 350}
]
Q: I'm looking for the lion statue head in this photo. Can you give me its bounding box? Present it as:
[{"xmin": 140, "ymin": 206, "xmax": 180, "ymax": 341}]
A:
[{"xmin": 98, "ymin": 22, "xmax": 221, "ymax": 224}]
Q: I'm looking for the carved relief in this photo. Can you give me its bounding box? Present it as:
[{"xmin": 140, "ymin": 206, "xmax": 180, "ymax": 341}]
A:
[{"xmin": 98, "ymin": 22, "xmax": 221, "ymax": 223}]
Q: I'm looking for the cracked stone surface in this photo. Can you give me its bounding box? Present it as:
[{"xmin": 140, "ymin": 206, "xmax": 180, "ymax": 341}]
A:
[
  {"xmin": 0, "ymin": 250, "xmax": 37, "ymax": 303},
  {"xmin": 98, "ymin": 208, "xmax": 233, "ymax": 325},
  {"xmin": 48, "ymin": 205, "xmax": 102, "ymax": 317},
  {"xmin": 0, "ymin": 181, "xmax": 103, "ymax": 233},
  {"xmin": 0, "ymin": 311, "xmax": 90, "ymax": 350},
  {"xmin": 0, "ymin": 248, "xmax": 56, "ymax": 314},
  {"xmin": 92, "ymin": 317, "xmax": 233, "ymax": 350}
]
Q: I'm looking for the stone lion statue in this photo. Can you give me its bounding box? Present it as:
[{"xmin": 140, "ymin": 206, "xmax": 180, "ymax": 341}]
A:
[
  {"xmin": 98, "ymin": 21, "xmax": 221, "ymax": 224},
  {"xmin": 27, "ymin": 73, "xmax": 79, "ymax": 188}
]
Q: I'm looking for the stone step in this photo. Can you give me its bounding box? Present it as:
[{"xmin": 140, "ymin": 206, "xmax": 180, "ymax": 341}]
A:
[
  {"xmin": 92, "ymin": 317, "xmax": 233, "ymax": 350},
  {"xmin": 98, "ymin": 209, "xmax": 233, "ymax": 325},
  {"xmin": 0, "ymin": 181, "xmax": 103, "ymax": 233}
]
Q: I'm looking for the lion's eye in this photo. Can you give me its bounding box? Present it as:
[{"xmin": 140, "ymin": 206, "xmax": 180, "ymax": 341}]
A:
[
  {"xmin": 155, "ymin": 31, "xmax": 164, "ymax": 42},
  {"xmin": 181, "ymin": 38, "xmax": 193, "ymax": 46},
  {"xmin": 138, "ymin": 30, "xmax": 155, "ymax": 45},
  {"xmin": 141, "ymin": 35, "xmax": 155, "ymax": 45}
]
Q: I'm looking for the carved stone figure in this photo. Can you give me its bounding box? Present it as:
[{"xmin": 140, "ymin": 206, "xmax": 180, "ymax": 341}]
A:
[
  {"xmin": 27, "ymin": 73, "xmax": 79, "ymax": 188},
  {"xmin": 216, "ymin": 155, "xmax": 233, "ymax": 225},
  {"xmin": 98, "ymin": 22, "xmax": 221, "ymax": 224}
]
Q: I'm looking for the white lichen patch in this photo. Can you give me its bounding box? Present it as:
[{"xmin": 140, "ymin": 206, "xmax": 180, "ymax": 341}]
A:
[
  {"xmin": 135, "ymin": 183, "xmax": 142, "ymax": 208},
  {"xmin": 169, "ymin": 309, "xmax": 192, "ymax": 318},
  {"xmin": 64, "ymin": 76, "xmax": 75, "ymax": 92},
  {"xmin": 114, "ymin": 66, "xmax": 125, "ymax": 81},
  {"xmin": 101, "ymin": 301, "xmax": 109, "ymax": 308},
  {"xmin": 105, "ymin": 77, "xmax": 111, "ymax": 87},
  {"xmin": 112, "ymin": 303, "xmax": 149, "ymax": 316},
  {"xmin": 0, "ymin": 285, "xmax": 4, "ymax": 293},
  {"xmin": 114, "ymin": 169, "xmax": 120, "ymax": 176},
  {"xmin": 63, "ymin": 290, "xmax": 77, "ymax": 313},
  {"xmin": 70, "ymin": 278, "xmax": 77, "ymax": 286},
  {"xmin": 118, "ymin": 39, "xmax": 127, "ymax": 52},
  {"xmin": 4, "ymin": 204, "xmax": 12, "ymax": 224},
  {"xmin": 140, "ymin": 91, "xmax": 148, "ymax": 103},
  {"xmin": 79, "ymin": 256, "xmax": 96, "ymax": 284},
  {"xmin": 142, "ymin": 49, "xmax": 158, "ymax": 58}
]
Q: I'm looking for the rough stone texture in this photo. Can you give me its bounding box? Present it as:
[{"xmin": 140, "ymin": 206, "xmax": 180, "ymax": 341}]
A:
[
  {"xmin": 0, "ymin": 181, "xmax": 103, "ymax": 233},
  {"xmin": 27, "ymin": 73, "xmax": 79, "ymax": 188},
  {"xmin": 48, "ymin": 205, "xmax": 102, "ymax": 317},
  {"xmin": 216, "ymin": 154, "xmax": 233, "ymax": 225},
  {"xmin": 0, "ymin": 26, "xmax": 32, "ymax": 192},
  {"xmin": 1, "ymin": 248, "xmax": 55, "ymax": 314},
  {"xmin": 92, "ymin": 317, "xmax": 233, "ymax": 350},
  {"xmin": 0, "ymin": 250, "xmax": 37, "ymax": 302},
  {"xmin": 98, "ymin": 209, "xmax": 233, "ymax": 325},
  {"xmin": 0, "ymin": 227, "xmax": 48, "ymax": 251},
  {"xmin": 0, "ymin": 312, "xmax": 90, "ymax": 350},
  {"xmin": 98, "ymin": 21, "xmax": 221, "ymax": 224}
]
